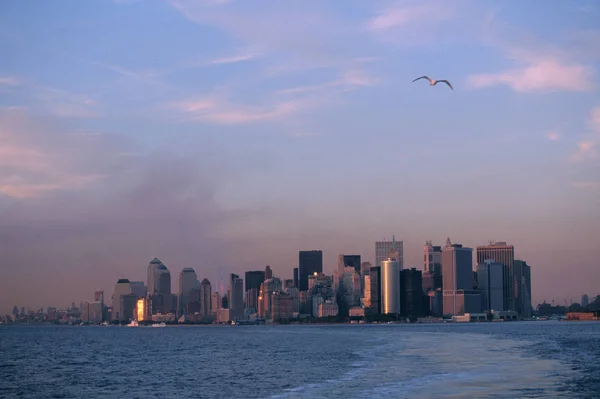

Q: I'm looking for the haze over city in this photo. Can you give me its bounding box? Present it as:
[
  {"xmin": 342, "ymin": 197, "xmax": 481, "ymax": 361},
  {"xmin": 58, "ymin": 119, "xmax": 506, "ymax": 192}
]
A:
[{"xmin": 1, "ymin": 0, "xmax": 599, "ymax": 313}]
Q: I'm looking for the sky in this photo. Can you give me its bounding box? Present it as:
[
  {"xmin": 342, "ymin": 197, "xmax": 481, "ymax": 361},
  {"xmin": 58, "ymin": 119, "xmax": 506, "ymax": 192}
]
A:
[{"xmin": 1, "ymin": 0, "xmax": 599, "ymax": 313}]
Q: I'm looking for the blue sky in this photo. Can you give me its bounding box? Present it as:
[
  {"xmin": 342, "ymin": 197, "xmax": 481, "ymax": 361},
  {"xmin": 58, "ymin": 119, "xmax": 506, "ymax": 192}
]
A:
[{"xmin": 1, "ymin": 0, "xmax": 599, "ymax": 311}]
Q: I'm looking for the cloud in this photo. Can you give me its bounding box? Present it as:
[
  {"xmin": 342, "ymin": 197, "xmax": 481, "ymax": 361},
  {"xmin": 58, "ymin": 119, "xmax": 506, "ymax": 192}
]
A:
[
  {"xmin": 0, "ymin": 76, "xmax": 21, "ymax": 87},
  {"xmin": 569, "ymin": 141, "xmax": 597, "ymax": 163},
  {"xmin": 277, "ymin": 67, "xmax": 378, "ymax": 95},
  {"xmin": 365, "ymin": 0, "xmax": 460, "ymax": 46},
  {"xmin": 167, "ymin": 0, "xmax": 366, "ymax": 71},
  {"xmin": 207, "ymin": 53, "xmax": 256, "ymax": 65},
  {"xmin": 468, "ymin": 18, "xmax": 597, "ymax": 93},
  {"xmin": 466, "ymin": 58, "xmax": 594, "ymax": 92},
  {"xmin": 172, "ymin": 95, "xmax": 310, "ymax": 125},
  {"xmin": 0, "ymin": 109, "xmax": 123, "ymax": 198},
  {"xmin": 546, "ymin": 131, "xmax": 560, "ymax": 141},
  {"xmin": 568, "ymin": 106, "xmax": 600, "ymax": 163}
]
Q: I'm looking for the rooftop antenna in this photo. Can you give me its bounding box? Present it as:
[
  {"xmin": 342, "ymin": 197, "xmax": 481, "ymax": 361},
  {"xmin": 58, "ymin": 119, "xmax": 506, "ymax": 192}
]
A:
[{"xmin": 488, "ymin": 239, "xmax": 495, "ymax": 245}]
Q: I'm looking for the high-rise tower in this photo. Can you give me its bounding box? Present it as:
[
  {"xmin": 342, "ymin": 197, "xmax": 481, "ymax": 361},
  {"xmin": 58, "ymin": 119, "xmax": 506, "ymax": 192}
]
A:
[
  {"xmin": 376, "ymin": 235, "xmax": 404, "ymax": 269},
  {"xmin": 476, "ymin": 241, "xmax": 515, "ymax": 311}
]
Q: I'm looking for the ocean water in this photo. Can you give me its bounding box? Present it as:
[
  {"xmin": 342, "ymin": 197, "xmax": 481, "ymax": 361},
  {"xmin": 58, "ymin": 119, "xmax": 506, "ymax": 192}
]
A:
[{"xmin": 1, "ymin": 321, "xmax": 599, "ymax": 398}]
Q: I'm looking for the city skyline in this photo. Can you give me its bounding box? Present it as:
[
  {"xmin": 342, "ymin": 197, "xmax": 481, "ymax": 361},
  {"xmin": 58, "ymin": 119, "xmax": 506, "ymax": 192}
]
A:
[
  {"xmin": 1, "ymin": 1, "xmax": 599, "ymax": 313},
  {"xmin": 0, "ymin": 236, "xmax": 592, "ymax": 313}
]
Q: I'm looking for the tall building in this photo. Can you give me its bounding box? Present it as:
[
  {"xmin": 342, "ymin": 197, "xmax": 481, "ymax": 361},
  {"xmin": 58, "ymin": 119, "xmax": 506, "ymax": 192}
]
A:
[
  {"xmin": 199, "ymin": 278, "xmax": 212, "ymax": 318},
  {"xmin": 477, "ymin": 260, "xmax": 505, "ymax": 312},
  {"xmin": 376, "ymin": 236, "xmax": 404, "ymax": 269},
  {"xmin": 514, "ymin": 260, "xmax": 532, "ymax": 318},
  {"xmin": 381, "ymin": 258, "xmax": 400, "ymax": 315},
  {"xmin": 229, "ymin": 276, "xmax": 244, "ymax": 320},
  {"xmin": 258, "ymin": 278, "xmax": 283, "ymax": 320},
  {"xmin": 147, "ymin": 257, "xmax": 166, "ymax": 295},
  {"xmin": 582, "ymin": 294, "xmax": 590, "ymax": 308},
  {"xmin": 442, "ymin": 239, "xmax": 479, "ymax": 316},
  {"xmin": 476, "ymin": 241, "xmax": 515, "ymax": 311},
  {"xmin": 362, "ymin": 274, "xmax": 372, "ymax": 308},
  {"xmin": 424, "ymin": 241, "xmax": 442, "ymax": 275},
  {"xmin": 337, "ymin": 254, "xmax": 361, "ymax": 275},
  {"xmin": 293, "ymin": 267, "xmax": 299, "ymax": 288},
  {"xmin": 245, "ymin": 270, "xmax": 266, "ymax": 310},
  {"xmin": 178, "ymin": 268, "xmax": 197, "ymax": 315},
  {"xmin": 111, "ymin": 278, "xmax": 132, "ymax": 322},
  {"xmin": 369, "ymin": 266, "xmax": 381, "ymax": 314},
  {"xmin": 211, "ymin": 292, "xmax": 221, "ymax": 314},
  {"xmin": 265, "ymin": 265, "xmax": 273, "ymax": 280},
  {"xmin": 400, "ymin": 268, "xmax": 425, "ymax": 319},
  {"xmin": 299, "ymin": 250, "xmax": 323, "ymax": 291}
]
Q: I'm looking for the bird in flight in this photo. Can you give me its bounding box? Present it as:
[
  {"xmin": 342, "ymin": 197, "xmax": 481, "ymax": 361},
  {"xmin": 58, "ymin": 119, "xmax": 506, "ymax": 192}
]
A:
[{"xmin": 412, "ymin": 76, "xmax": 453, "ymax": 90}]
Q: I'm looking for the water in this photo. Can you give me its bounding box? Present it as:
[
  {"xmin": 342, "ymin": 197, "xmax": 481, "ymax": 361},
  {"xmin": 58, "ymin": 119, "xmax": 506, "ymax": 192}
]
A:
[{"xmin": 1, "ymin": 321, "xmax": 599, "ymax": 398}]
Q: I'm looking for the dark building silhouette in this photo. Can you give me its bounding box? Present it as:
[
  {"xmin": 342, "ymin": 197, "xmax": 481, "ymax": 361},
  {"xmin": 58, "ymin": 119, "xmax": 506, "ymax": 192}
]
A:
[
  {"xmin": 265, "ymin": 265, "xmax": 273, "ymax": 280},
  {"xmin": 245, "ymin": 271, "xmax": 266, "ymax": 293},
  {"xmin": 293, "ymin": 267, "xmax": 299, "ymax": 288},
  {"xmin": 342, "ymin": 255, "xmax": 361, "ymax": 274},
  {"xmin": 401, "ymin": 268, "xmax": 425, "ymax": 320},
  {"xmin": 299, "ymin": 250, "xmax": 323, "ymax": 291},
  {"xmin": 369, "ymin": 266, "xmax": 381, "ymax": 315}
]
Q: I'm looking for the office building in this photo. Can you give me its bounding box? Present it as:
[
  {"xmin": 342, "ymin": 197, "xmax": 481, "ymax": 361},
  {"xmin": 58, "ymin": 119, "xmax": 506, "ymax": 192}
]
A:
[
  {"xmin": 514, "ymin": 260, "xmax": 532, "ymax": 318},
  {"xmin": 369, "ymin": 266, "xmax": 381, "ymax": 314},
  {"xmin": 401, "ymin": 268, "xmax": 425, "ymax": 319},
  {"xmin": 337, "ymin": 254, "xmax": 361, "ymax": 275},
  {"xmin": 477, "ymin": 260, "xmax": 505, "ymax": 312},
  {"xmin": 442, "ymin": 239, "xmax": 479, "ymax": 316},
  {"xmin": 376, "ymin": 235, "xmax": 404, "ymax": 269},
  {"xmin": 424, "ymin": 241, "xmax": 442, "ymax": 275},
  {"xmin": 265, "ymin": 265, "xmax": 273, "ymax": 280},
  {"xmin": 476, "ymin": 241, "xmax": 515, "ymax": 311},
  {"xmin": 293, "ymin": 268, "xmax": 299, "ymax": 288},
  {"xmin": 199, "ymin": 278, "xmax": 212, "ymax": 318},
  {"xmin": 381, "ymin": 258, "xmax": 400, "ymax": 315},
  {"xmin": 245, "ymin": 270, "xmax": 266, "ymax": 311},
  {"xmin": 112, "ymin": 279, "xmax": 132, "ymax": 322},
  {"xmin": 178, "ymin": 268, "xmax": 197, "ymax": 316},
  {"xmin": 299, "ymin": 250, "xmax": 323, "ymax": 291}
]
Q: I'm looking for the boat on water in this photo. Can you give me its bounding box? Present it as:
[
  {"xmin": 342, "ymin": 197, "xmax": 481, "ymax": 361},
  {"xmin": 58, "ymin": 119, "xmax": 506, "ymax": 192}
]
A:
[
  {"xmin": 126, "ymin": 320, "xmax": 139, "ymax": 327},
  {"xmin": 152, "ymin": 322, "xmax": 166, "ymax": 328}
]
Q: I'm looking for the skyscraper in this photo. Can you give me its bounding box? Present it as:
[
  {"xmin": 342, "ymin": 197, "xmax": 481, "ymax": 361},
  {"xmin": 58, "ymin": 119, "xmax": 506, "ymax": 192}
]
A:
[
  {"xmin": 178, "ymin": 268, "xmax": 197, "ymax": 316},
  {"xmin": 265, "ymin": 265, "xmax": 273, "ymax": 280},
  {"xmin": 230, "ymin": 275, "xmax": 244, "ymax": 320},
  {"xmin": 376, "ymin": 236, "xmax": 404, "ymax": 269},
  {"xmin": 293, "ymin": 267, "xmax": 299, "ymax": 288},
  {"xmin": 424, "ymin": 241, "xmax": 442, "ymax": 275},
  {"xmin": 514, "ymin": 260, "xmax": 532, "ymax": 318},
  {"xmin": 245, "ymin": 270, "xmax": 266, "ymax": 312},
  {"xmin": 369, "ymin": 266, "xmax": 381, "ymax": 314},
  {"xmin": 476, "ymin": 242, "xmax": 515, "ymax": 311},
  {"xmin": 442, "ymin": 239, "xmax": 479, "ymax": 316},
  {"xmin": 147, "ymin": 257, "xmax": 165, "ymax": 295},
  {"xmin": 400, "ymin": 268, "xmax": 425, "ymax": 319},
  {"xmin": 111, "ymin": 278, "xmax": 132, "ymax": 322},
  {"xmin": 337, "ymin": 254, "xmax": 361, "ymax": 275},
  {"xmin": 299, "ymin": 250, "xmax": 323, "ymax": 291},
  {"xmin": 381, "ymin": 258, "xmax": 400, "ymax": 315},
  {"xmin": 477, "ymin": 260, "xmax": 505, "ymax": 312}
]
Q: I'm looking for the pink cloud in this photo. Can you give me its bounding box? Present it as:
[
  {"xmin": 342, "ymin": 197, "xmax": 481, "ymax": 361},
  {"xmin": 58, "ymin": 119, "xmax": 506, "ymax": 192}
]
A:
[
  {"xmin": 467, "ymin": 58, "xmax": 594, "ymax": 92},
  {"xmin": 546, "ymin": 131, "xmax": 560, "ymax": 141},
  {"xmin": 569, "ymin": 140, "xmax": 597, "ymax": 163},
  {"xmin": 174, "ymin": 96, "xmax": 308, "ymax": 125}
]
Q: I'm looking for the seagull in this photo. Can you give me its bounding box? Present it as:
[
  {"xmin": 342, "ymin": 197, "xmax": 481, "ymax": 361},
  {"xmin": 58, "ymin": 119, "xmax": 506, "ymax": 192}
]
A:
[{"xmin": 412, "ymin": 76, "xmax": 453, "ymax": 90}]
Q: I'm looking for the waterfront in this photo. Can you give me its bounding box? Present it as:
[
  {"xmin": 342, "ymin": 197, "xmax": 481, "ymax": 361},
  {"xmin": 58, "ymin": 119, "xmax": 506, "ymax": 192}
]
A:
[{"xmin": 1, "ymin": 321, "xmax": 599, "ymax": 398}]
